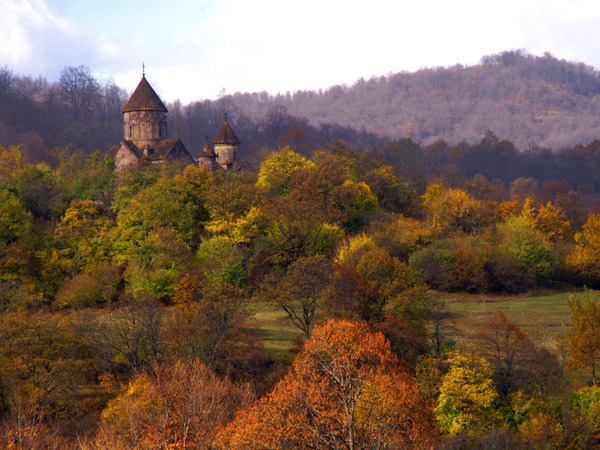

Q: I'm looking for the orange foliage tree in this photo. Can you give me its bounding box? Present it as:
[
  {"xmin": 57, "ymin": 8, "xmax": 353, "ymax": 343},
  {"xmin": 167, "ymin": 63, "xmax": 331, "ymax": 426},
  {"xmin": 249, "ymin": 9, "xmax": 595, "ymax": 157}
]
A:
[
  {"xmin": 218, "ymin": 319, "xmax": 437, "ymax": 450},
  {"xmin": 101, "ymin": 360, "xmax": 252, "ymax": 449}
]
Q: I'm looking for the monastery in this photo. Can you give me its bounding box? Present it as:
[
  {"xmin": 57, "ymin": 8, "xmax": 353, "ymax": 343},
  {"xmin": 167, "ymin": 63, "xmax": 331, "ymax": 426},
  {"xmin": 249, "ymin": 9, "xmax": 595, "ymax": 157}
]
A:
[{"xmin": 108, "ymin": 74, "xmax": 246, "ymax": 171}]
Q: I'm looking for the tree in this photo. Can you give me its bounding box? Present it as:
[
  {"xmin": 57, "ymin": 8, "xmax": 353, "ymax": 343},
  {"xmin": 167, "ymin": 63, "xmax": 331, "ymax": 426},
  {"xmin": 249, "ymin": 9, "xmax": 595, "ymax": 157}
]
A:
[
  {"xmin": 219, "ymin": 319, "xmax": 437, "ymax": 449},
  {"xmin": 421, "ymin": 183, "xmax": 492, "ymax": 234},
  {"xmin": 509, "ymin": 178, "xmax": 538, "ymax": 204},
  {"xmin": 168, "ymin": 273, "xmax": 262, "ymax": 377},
  {"xmin": 196, "ymin": 237, "xmax": 247, "ymax": 287},
  {"xmin": 500, "ymin": 217, "xmax": 557, "ymax": 283},
  {"xmin": 565, "ymin": 214, "xmax": 600, "ymax": 288},
  {"xmin": 365, "ymin": 166, "xmax": 418, "ymax": 215},
  {"xmin": 54, "ymin": 199, "xmax": 113, "ymax": 270},
  {"xmin": 0, "ymin": 188, "xmax": 32, "ymax": 248},
  {"xmin": 476, "ymin": 311, "xmax": 533, "ymax": 397},
  {"xmin": 260, "ymin": 195, "xmax": 340, "ymax": 264},
  {"xmin": 435, "ymin": 352, "xmax": 499, "ymax": 435},
  {"xmin": 261, "ymin": 254, "xmax": 332, "ymax": 339},
  {"xmin": 568, "ymin": 292, "xmax": 600, "ymax": 385},
  {"xmin": 256, "ymin": 146, "xmax": 314, "ymax": 195},
  {"xmin": 521, "ymin": 198, "xmax": 572, "ymax": 241},
  {"xmin": 101, "ymin": 360, "xmax": 252, "ymax": 449},
  {"xmin": 0, "ymin": 312, "xmax": 93, "ymax": 428},
  {"xmin": 58, "ymin": 65, "xmax": 101, "ymax": 120}
]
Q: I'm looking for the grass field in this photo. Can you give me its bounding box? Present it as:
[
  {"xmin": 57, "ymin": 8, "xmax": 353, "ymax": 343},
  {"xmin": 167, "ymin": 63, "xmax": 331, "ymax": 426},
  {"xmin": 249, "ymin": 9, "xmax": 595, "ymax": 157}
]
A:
[
  {"xmin": 248, "ymin": 286, "xmax": 597, "ymax": 358},
  {"xmin": 440, "ymin": 288, "xmax": 588, "ymax": 350}
]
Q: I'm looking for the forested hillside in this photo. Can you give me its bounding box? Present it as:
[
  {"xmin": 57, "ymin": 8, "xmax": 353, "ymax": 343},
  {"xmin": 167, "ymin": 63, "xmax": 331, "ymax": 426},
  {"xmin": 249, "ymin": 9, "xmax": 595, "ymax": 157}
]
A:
[
  {"xmin": 225, "ymin": 50, "xmax": 600, "ymax": 149},
  {"xmin": 7, "ymin": 50, "xmax": 600, "ymax": 449},
  {"xmin": 3, "ymin": 138, "xmax": 600, "ymax": 447}
]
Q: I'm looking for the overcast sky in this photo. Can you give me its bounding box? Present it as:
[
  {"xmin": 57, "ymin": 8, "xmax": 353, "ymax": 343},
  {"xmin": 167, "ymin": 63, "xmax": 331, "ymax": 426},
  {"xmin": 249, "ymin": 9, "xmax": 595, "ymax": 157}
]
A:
[{"xmin": 2, "ymin": 0, "xmax": 600, "ymax": 103}]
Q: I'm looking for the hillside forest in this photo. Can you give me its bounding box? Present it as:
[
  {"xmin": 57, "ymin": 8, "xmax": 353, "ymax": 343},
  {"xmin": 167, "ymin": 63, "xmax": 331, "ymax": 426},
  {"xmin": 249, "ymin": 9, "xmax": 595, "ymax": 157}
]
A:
[
  {"xmin": 3, "ymin": 130, "xmax": 600, "ymax": 448},
  {"xmin": 5, "ymin": 51, "xmax": 600, "ymax": 449}
]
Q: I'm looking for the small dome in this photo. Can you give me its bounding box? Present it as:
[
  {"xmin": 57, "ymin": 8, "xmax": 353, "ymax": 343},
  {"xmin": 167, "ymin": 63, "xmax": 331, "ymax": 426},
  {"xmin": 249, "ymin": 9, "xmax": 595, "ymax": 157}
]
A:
[
  {"xmin": 213, "ymin": 116, "xmax": 241, "ymax": 145},
  {"xmin": 200, "ymin": 140, "xmax": 216, "ymax": 158}
]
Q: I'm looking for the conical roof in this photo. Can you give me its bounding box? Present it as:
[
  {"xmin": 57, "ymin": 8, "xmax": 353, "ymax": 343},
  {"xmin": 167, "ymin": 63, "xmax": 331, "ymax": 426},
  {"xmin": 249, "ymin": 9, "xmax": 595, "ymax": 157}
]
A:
[
  {"xmin": 199, "ymin": 139, "xmax": 216, "ymax": 158},
  {"xmin": 123, "ymin": 76, "xmax": 168, "ymax": 113},
  {"xmin": 213, "ymin": 116, "xmax": 241, "ymax": 145}
]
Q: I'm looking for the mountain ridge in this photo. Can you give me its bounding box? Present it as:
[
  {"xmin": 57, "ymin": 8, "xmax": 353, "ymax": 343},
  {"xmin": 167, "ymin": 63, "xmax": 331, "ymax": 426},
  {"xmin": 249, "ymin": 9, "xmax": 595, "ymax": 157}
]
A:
[{"xmin": 214, "ymin": 50, "xmax": 600, "ymax": 150}]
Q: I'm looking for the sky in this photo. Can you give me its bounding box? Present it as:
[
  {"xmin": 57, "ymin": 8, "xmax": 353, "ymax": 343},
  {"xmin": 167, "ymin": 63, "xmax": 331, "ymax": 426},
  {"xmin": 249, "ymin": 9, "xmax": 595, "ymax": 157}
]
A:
[{"xmin": 2, "ymin": 0, "xmax": 600, "ymax": 104}]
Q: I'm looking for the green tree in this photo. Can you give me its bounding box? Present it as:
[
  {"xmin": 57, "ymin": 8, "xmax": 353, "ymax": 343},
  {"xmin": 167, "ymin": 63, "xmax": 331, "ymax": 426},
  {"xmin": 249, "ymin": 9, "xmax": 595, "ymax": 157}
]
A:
[
  {"xmin": 196, "ymin": 236, "xmax": 247, "ymax": 287},
  {"xmin": 500, "ymin": 216, "xmax": 557, "ymax": 283}
]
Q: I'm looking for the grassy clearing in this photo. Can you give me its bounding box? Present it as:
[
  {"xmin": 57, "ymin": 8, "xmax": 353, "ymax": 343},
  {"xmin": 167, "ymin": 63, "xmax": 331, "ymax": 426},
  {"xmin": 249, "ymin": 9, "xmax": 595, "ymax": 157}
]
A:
[
  {"xmin": 438, "ymin": 287, "xmax": 591, "ymax": 350},
  {"xmin": 247, "ymin": 287, "xmax": 596, "ymax": 359},
  {"xmin": 247, "ymin": 301, "xmax": 303, "ymax": 362}
]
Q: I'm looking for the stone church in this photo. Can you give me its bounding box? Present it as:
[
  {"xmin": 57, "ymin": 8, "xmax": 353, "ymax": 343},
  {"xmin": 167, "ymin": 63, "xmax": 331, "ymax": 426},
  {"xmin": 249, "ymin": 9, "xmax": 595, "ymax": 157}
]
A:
[{"xmin": 108, "ymin": 74, "xmax": 245, "ymax": 171}]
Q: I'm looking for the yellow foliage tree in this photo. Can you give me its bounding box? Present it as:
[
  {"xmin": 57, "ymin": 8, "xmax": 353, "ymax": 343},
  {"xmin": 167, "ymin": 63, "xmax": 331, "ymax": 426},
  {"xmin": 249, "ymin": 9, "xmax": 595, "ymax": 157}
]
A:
[
  {"xmin": 422, "ymin": 183, "xmax": 491, "ymax": 234},
  {"xmin": 435, "ymin": 352, "xmax": 499, "ymax": 435},
  {"xmin": 521, "ymin": 198, "xmax": 572, "ymax": 241},
  {"xmin": 565, "ymin": 214, "xmax": 600, "ymax": 286},
  {"xmin": 0, "ymin": 145, "xmax": 23, "ymax": 185}
]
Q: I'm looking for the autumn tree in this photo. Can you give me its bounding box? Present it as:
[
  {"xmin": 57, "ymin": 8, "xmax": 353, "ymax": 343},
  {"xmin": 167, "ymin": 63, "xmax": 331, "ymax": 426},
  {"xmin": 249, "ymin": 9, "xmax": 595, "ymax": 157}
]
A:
[
  {"xmin": 256, "ymin": 146, "xmax": 314, "ymax": 195},
  {"xmin": 476, "ymin": 311, "xmax": 533, "ymax": 397},
  {"xmin": 565, "ymin": 213, "xmax": 600, "ymax": 288},
  {"xmin": 421, "ymin": 183, "xmax": 492, "ymax": 234},
  {"xmin": 329, "ymin": 236, "xmax": 412, "ymax": 323},
  {"xmin": 54, "ymin": 199, "xmax": 113, "ymax": 270},
  {"xmin": 101, "ymin": 360, "xmax": 252, "ymax": 449},
  {"xmin": 196, "ymin": 237, "xmax": 247, "ymax": 287},
  {"xmin": 219, "ymin": 319, "xmax": 437, "ymax": 450},
  {"xmin": 568, "ymin": 292, "xmax": 600, "ymax": 385},
  {"xmin": 499, "ymin": 216, "xmax": 557, "ymax": 283},
  {"xmin": 521, "ymin": 198, "xmax": 572, "ymax": 241},
  {"xmin": 84, "ymin": 298, "xmax": 166, "ymax": 374},
  {"xmin": 0, "ymin": 312, "xmax": 93, "ymax": 429},
  {"xmin": 435, "ymin": 351, "xmax": 499, "ymax": 435},
  {"xmin": 260, "ymin": 195, "xmax": 342, "ymax": 264},
  {"xmin": 261, "ymin": 254, "xmax": 332, "ymax": 339},
  {"xmin": 168, "ymin": 272, "xmax": 263, "ymax": 378},
  {"xmin": 0, "ymin": 188, "xmax": 32, "ymax": 248},
  {"xmin": 363, "ymin": 165, "xmax": 418, "ymax": 214}
]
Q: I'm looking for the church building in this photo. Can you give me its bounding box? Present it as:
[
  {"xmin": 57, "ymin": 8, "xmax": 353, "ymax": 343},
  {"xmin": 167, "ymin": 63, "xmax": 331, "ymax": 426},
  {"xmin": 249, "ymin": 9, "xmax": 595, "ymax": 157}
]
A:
[{"xmin": 108, "ymin": 74, "xmax": 245, "ymax": 171}]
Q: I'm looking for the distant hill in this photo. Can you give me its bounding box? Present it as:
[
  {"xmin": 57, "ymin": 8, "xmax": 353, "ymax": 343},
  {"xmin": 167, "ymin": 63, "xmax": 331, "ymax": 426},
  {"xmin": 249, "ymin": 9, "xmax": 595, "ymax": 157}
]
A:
[
  {"xmin": 219, "ymin": 50, "xmax": 600, "ymax": 150},
  {"xmin": 4, "ymin": 50, "xmax": 600, "ymax": 162}
]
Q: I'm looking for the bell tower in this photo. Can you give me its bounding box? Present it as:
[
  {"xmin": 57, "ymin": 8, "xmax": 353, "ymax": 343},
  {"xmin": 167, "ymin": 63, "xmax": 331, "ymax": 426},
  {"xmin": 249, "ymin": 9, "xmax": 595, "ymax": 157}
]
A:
[
  {"xmin": 213, "ymin": 114, "xmax": 241, "ymax": 170},
  {"xmin": 122, "ymin": 73, "xmax": 168, "ymax": 154}
]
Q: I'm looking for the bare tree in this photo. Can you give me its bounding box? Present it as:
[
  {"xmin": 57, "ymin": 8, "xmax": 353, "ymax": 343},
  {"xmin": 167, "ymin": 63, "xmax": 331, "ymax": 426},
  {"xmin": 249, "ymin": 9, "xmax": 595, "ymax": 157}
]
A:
[{"xmin": 58, "ymin": 65, "xmax": 101, "ymax": 120}]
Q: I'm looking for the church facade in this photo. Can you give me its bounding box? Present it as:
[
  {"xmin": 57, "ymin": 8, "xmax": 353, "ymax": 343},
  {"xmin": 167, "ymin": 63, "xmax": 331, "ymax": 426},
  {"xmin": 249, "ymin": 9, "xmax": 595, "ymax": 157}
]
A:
[{"xmin": 108, "ymin": 75, "xmax": 244, "ymax": 171}]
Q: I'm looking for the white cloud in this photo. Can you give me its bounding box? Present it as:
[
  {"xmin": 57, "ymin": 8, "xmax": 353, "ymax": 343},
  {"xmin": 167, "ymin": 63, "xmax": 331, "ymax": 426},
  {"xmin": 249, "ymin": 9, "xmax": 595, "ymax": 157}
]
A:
[{"xmin": 4, "ymin": 0, "xmax": 600, "ymax": 103}]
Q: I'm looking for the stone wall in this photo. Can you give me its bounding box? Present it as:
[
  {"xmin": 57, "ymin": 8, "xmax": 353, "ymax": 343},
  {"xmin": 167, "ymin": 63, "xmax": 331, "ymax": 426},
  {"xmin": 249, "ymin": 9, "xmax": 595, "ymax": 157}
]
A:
[{"xmin": 124, "ymin": 111, "xmax": 167, "ymax": 148}]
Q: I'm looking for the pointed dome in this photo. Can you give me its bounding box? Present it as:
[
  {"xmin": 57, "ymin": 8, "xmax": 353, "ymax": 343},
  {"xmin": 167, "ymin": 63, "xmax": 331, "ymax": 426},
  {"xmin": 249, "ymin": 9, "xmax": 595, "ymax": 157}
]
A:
[
  {"xmin": 213, "ymin": 116, "xmax": 241, "ymax": 145},
  {"xmin": 123, "ymin": 76, "xmax": 168, "ymax": 113},
  {"xmin": 200, "ymin": 139, "xmax": 216, "ymax": 157}
]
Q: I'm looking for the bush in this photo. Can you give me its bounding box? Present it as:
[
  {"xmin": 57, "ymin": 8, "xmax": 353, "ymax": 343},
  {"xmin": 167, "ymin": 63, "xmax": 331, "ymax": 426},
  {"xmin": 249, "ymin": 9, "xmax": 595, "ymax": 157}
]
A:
[
  {"xmin": 499, "ymin": 217, "xmax": 557, "ymax": 283},
  {"xmin": 409, "ymin": 241, "xmax": 487, "ymax": 293},
  {"xmin": 484, "ymin": 251, "xmax": 534, "ymax": 293}
]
